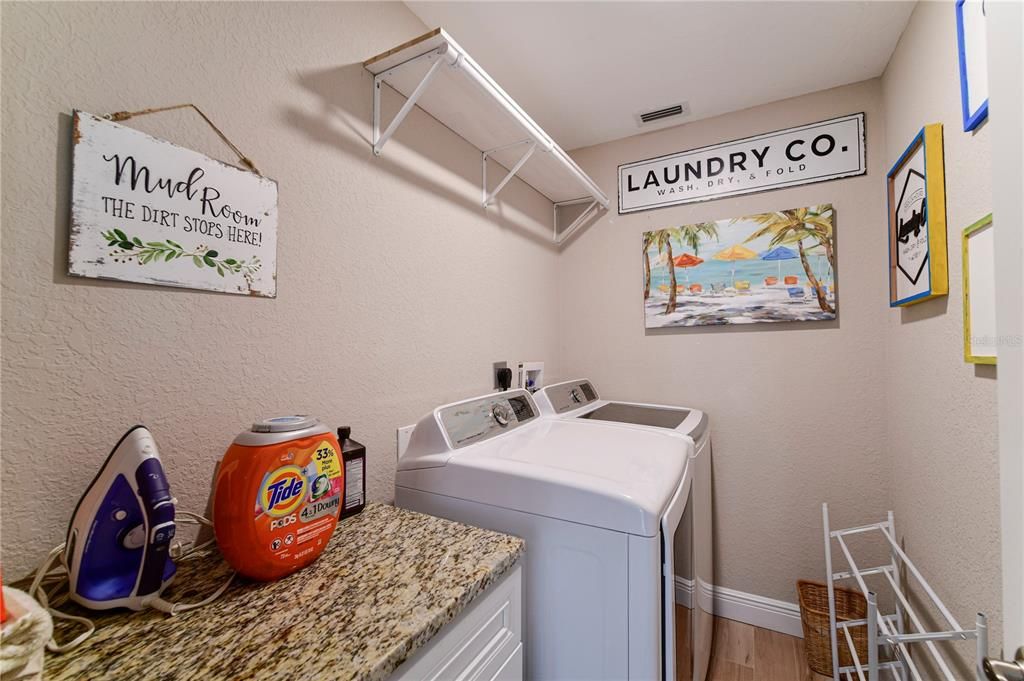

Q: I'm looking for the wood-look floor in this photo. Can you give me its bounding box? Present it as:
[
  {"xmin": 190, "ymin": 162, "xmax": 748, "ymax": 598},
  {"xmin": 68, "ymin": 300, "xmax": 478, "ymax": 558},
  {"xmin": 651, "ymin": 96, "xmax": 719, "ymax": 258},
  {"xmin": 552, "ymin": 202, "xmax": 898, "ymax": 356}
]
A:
[{"xmin": 676, "ymin": 605, "xmax": 832, "ymax": 681}]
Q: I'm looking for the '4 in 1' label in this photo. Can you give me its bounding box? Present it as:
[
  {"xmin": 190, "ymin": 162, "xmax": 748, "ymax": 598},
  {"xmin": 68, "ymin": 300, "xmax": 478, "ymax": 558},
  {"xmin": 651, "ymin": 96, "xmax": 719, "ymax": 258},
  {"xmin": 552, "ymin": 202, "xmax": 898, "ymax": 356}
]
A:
[{"xmin": 300, "ymin": 495, "xmax": 340, "ymax": 522}]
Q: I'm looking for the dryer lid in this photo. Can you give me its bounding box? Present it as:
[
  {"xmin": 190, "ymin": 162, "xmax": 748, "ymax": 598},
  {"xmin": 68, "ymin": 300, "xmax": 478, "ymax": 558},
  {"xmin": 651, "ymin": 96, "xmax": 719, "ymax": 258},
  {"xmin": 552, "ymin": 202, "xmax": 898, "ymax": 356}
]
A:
[{"xmin": 402, "ymin": 418, "xmax": 690, "ymax": 536}]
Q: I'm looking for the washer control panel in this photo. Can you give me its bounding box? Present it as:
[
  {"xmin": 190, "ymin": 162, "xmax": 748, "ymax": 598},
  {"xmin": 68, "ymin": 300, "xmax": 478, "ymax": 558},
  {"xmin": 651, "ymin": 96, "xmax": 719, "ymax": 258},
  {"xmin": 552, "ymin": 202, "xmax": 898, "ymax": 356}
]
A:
[
  {"xmin": 439, "ymin": 390, "xmax": 538, "ymax": 449},
  {"xmin": 545, "ymin": 380, "xmax": 599, "ymax": 414}
]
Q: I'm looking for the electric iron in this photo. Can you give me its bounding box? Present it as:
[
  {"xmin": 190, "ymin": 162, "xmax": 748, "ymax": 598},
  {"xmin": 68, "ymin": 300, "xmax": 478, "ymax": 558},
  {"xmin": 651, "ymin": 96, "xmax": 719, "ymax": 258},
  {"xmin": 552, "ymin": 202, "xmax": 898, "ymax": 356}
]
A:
[
  {"xmin": 30, "ymin": 425, "xmax": 234, "ymax": 652},
  {"xmin": 65, "ymin": 425, "xmax": 177, "ymax": 610}
]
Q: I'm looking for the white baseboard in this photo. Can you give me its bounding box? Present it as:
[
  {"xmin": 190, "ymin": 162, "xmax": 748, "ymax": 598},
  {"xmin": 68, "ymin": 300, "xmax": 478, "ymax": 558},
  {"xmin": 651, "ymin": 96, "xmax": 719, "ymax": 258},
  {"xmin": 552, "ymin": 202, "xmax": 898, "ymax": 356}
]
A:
[
  {"xmin": 674, "ymin": 576, "xmax": 694, "ymax": 609},
  {"xmin": 674, "ymin": 576, "xmax": 804, "ymax": 638}
]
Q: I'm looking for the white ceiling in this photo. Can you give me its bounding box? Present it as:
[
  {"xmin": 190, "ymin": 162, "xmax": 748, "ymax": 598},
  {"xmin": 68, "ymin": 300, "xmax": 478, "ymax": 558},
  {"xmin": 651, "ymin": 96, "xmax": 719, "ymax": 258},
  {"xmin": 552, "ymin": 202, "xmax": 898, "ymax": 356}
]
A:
[{"xmin": 405, "ymin": 1, "xmax": 915, "ymax": 151}]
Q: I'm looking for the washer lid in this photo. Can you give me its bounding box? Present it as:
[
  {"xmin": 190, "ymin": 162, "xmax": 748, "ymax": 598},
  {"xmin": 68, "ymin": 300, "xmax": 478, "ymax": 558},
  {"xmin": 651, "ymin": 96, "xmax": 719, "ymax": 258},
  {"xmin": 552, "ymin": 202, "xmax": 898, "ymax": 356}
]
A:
[
  {"xmin": 535, "ymin": 379, "xmax": 709, "ymax": 441},
  {"xmin": 400, "ymin": 418, "xmax": 690, "ymax": 537},
  {"xmin": 578, "ymin": 403, "xmax": 690, "ymax": 429}
]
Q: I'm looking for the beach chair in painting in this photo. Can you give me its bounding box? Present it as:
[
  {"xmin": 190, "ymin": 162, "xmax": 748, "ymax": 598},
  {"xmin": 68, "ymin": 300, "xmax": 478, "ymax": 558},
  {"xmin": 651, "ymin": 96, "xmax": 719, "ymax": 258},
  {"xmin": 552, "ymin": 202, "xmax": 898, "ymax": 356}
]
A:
[
  {"xmin": 764, "ymin": 276, "xmax": 778, "ymax": 286},
  {"xmin": 787, "ymin": 287, "xmax": 804, "ymax": 299},
  {"xmin": 734, "ymin": 280, "xmax": 751, "ymax": 292},
  {"xmin": 784, "ymin": 275, "xmax": 799, "ymax": 285},
  {"xmin": 689, "ymin": 284, "xmax": 703, "ymax": 294},
  {"xmin": 711, "ymin": 282, "xmax": 726, "ymax": 296}
]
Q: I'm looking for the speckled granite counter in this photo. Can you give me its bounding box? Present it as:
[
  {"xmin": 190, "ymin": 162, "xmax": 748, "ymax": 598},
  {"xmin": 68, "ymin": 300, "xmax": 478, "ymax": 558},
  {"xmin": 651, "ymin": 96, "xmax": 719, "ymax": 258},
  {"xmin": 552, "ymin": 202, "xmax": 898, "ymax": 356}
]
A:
[{"xmin": 43, "ymin": 503, "xmax": 524, "ymax": 681}]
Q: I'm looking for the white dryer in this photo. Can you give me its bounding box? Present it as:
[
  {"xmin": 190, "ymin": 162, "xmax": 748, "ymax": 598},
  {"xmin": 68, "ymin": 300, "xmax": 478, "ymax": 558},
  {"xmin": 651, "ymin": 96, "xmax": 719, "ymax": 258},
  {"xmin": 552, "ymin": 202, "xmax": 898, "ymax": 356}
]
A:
[
  {"xmin": 395, "ymin": 389, "xmax": 695, "ymax": 681},
  {"xmin": 534, "ymin": 379, "xmax": 714, "ymax": 681}
]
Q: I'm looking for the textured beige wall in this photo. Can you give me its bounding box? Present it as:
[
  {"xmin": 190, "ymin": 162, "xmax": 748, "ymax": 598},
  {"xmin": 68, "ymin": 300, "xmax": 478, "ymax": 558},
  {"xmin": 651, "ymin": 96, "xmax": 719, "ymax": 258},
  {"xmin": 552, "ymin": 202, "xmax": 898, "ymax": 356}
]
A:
[
  {"xmin": 0, "ymin": 2, "xmax": 561, "ymax": 578},
  {"xmin": 1, "ymin": 6, "xmax": 1004, "ymax": 656},
  {"xmin": 881, "ymin": 0, "xmax": 1002, "ymax": 669},
  {"xmin": 559, "ymin": 79, "xmax": 892, "ymax": 604}
]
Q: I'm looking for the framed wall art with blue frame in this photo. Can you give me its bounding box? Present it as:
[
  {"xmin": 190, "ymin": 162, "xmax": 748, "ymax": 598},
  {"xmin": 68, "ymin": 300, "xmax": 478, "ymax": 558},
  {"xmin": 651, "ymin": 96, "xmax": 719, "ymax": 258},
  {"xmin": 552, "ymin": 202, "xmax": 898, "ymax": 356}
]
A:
[
  {"xmin": 955, "ymin": 0, "xmax": 989, "ymax": 131},
  {"xmin": 887, "ymin": 124, "xmax": 948, "ymax": 307}
]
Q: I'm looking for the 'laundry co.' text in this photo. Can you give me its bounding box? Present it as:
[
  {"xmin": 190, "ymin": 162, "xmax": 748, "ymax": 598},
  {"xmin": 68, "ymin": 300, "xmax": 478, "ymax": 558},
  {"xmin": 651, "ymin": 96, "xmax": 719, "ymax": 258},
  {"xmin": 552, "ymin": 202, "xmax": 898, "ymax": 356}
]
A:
[{"xmin": 617, "ymin": 113, "xmax": 866, "ymax": 213}]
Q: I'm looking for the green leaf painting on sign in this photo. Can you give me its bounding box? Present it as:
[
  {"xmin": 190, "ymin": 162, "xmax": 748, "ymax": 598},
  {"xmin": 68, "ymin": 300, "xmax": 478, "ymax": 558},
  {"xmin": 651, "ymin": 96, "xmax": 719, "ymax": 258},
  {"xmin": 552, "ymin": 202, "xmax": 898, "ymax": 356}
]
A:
[{"xmin": 100, "ymin": 230, "xmax": 263, "ymax": 284}]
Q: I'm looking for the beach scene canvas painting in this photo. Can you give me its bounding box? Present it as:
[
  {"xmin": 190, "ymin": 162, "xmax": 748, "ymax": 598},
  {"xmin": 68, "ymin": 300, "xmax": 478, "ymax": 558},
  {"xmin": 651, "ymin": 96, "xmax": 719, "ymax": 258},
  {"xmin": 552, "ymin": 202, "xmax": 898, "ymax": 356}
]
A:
[{"xmin": 643, "ymin": 204, "xmax": 836, "ymax": 327}]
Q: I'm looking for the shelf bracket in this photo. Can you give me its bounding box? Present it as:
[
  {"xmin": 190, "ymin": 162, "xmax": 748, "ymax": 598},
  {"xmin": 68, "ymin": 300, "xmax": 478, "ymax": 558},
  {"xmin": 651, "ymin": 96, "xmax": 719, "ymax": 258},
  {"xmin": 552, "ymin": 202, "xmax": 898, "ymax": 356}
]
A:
[
  {"xmin": 554, "ymin": 198, "xmax": 601, "ymax": 244},
  {"xmin": 373, "ymin": 52, "xmax": 447, "ymax": 156},
  {"xmin": 481, "ymin": 140, "xmax": 536, "ymax": 207}
]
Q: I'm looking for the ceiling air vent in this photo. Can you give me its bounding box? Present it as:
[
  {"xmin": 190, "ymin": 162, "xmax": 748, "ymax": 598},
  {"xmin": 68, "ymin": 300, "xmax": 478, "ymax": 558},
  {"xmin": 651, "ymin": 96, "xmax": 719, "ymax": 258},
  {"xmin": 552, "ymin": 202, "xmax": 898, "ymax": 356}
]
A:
[{"xmin": 635, "ymin": 102, "xmax": 691, "ymax": 127}]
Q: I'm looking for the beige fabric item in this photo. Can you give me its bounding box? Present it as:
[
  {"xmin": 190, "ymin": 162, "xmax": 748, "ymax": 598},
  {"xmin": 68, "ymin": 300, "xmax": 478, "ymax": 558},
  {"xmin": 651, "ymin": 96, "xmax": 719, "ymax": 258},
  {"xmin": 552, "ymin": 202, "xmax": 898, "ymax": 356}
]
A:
[{"xmin": 1, "ymin": 587, "xmax": 52, "ymax": 681}]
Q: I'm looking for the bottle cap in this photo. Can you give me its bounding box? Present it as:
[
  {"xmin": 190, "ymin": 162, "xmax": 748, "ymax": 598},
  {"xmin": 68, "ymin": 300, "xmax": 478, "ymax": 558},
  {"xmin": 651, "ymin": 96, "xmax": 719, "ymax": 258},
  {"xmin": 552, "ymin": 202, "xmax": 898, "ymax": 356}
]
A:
[{"xmin": 337, "ymin": 426, "xmax": 352, "ymax": 440}]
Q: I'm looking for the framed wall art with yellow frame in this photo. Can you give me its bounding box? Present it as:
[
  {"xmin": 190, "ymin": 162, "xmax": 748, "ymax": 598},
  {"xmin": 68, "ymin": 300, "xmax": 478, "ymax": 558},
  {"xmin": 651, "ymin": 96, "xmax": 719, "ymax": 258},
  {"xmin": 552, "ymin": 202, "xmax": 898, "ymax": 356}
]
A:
[
  {"xmin": 887, "ymin": 123, "xmax": 948, "ymax": 307},
  {"xmin": 962, "ymin": 214, "xmax": 997, "ymax": 364}
]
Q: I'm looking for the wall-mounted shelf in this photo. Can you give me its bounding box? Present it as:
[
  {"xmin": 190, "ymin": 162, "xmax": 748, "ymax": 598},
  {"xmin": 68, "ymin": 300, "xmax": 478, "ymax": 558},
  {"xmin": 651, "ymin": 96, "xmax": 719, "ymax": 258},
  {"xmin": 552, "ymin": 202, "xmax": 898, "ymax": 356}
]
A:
[
  {"xmin": 822, "ymin": 504, "xmax": 988, "ymax": 681},
  {"xmin": 364, "ymin": 28, "xmax": 609, "ymax": 243}
]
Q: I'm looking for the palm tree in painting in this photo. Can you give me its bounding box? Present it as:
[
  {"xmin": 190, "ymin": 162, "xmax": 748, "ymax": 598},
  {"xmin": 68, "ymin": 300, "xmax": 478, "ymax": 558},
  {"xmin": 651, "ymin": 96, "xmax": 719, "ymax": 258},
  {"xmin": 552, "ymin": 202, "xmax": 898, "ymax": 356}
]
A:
[
  {"xmin": 678, "ymin": 222, "xmax": 719, "ymax": 256},
  {"xmin": 649, "ymin": 228, "xmax": 681, "ymax": 314},
  {"xmin": 642, "ymin": 232, "xmax": 654, "ymax": 300},
  {"xmin": 740, "ymin": 205, "xmax": 835, "ymax": 313},
  {"xmin": 645, "ymin": 223, "xmax": 718, "ymax": 312}
]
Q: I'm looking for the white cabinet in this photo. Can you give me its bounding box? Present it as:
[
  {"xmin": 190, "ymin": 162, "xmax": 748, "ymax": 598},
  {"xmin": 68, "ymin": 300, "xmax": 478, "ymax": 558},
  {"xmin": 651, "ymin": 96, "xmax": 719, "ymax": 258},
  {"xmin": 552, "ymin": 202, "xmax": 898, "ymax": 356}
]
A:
[{"xmin": 392, "ymin": 564, "xmax": 523, "ymax": 681}]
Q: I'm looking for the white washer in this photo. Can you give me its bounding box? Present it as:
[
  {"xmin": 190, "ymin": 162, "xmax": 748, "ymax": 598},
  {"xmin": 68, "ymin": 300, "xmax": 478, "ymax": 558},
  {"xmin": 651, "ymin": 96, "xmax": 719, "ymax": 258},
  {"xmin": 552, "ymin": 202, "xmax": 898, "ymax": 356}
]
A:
[
  {"xmin": 534, "ymin": 379, "xmax": 713, "ymax": 681},
  {"xmin": 395, "ymin": 389, "xmax": 695, "ymax": 680}
]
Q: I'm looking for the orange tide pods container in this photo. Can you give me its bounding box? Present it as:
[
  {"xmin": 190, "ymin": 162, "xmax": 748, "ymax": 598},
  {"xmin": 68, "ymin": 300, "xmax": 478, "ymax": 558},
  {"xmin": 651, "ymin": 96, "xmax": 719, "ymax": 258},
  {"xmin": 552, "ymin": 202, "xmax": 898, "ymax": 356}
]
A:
[{"xmin": 214, "ymin": 416, "xmax": 343, "ymax": 581}]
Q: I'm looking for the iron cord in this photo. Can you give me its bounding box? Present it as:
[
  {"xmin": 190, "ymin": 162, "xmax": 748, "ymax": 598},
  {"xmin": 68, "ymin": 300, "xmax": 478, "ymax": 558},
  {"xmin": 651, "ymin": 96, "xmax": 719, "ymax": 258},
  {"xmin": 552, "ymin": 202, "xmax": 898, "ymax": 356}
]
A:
[{"xmin": 26, "ymin": 506, "xmax": 236, "ymax": 653}]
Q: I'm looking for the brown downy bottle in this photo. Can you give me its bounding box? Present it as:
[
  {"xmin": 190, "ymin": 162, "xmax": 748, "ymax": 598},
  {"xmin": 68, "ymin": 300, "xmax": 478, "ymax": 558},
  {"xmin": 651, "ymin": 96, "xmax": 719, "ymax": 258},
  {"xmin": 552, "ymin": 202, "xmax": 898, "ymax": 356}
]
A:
[{"xmin": 337, "ymin": 427, "xmax": 366, "ymax": 518}]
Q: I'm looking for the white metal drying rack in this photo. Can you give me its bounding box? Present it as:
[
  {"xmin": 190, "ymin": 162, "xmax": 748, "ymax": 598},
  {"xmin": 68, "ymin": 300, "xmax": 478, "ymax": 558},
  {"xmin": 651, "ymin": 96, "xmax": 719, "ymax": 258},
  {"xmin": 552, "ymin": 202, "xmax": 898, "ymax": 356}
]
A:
[
  {"xmin": 822, "ymin": 504, "xmax": 988, "ymax": 681},
  {"xmin": 363, "ymin": 29, "xmax": 609, "ymax": 243}
]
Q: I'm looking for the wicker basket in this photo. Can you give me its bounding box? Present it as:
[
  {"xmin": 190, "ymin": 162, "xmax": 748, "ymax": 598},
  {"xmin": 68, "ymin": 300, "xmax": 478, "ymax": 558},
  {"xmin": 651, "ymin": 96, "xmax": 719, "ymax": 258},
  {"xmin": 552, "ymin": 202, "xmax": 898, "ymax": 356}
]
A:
[{"xmin": 798, "ymin": 579, "xmax": 869, "ymax": 676}]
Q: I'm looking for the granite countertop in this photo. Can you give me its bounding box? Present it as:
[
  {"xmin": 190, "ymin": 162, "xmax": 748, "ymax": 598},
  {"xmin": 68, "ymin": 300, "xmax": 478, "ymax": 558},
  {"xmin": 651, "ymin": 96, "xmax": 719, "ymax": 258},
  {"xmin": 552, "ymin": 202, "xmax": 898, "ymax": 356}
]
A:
[{"xmin": 42, "ymin": 503, "xmax": 524, "ymax": 681}]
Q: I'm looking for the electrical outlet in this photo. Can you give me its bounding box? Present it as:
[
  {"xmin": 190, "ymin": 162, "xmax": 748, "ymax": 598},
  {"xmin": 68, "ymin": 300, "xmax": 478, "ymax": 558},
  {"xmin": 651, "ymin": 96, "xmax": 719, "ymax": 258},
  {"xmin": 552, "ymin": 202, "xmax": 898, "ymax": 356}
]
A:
[
  {"xmin": 493, "ymin": 361, "xmax": 509, "ymax": 390},
  {"xmin": 396, "ymin": 425, "xmax": 416, "ymax": 459}
]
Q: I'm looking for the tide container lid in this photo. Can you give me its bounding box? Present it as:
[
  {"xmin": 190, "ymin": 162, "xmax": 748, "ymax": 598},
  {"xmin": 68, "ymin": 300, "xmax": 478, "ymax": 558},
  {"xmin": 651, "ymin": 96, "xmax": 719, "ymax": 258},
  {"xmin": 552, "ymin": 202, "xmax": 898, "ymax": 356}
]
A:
[
  {"xmin": 234, "ymin": 415, "xmax": 332, "ymax": 446},
  {"xmin": 252, "ymin": 415, "xmax": 320, "ymax": 433}
]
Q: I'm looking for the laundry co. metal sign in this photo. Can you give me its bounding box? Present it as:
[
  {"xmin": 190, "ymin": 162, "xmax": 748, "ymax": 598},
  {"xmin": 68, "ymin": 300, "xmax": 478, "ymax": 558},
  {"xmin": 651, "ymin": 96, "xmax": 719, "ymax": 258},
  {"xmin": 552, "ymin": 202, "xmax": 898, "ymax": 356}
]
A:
[
  {"xmin": 69, "ymin": 111, "xmax": 278, "ymax": 297},
  {"xmin": 618, "ymin": 113, "xmax": 866, "ymax": 213}
]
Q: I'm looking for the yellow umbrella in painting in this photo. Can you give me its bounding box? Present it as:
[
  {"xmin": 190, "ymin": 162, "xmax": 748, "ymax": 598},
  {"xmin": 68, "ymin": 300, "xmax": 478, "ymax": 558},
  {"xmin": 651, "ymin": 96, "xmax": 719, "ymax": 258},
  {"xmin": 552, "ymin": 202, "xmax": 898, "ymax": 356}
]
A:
[{"xmin": 712, "ymin": 243, "xmax": 758, "ymax": 281}]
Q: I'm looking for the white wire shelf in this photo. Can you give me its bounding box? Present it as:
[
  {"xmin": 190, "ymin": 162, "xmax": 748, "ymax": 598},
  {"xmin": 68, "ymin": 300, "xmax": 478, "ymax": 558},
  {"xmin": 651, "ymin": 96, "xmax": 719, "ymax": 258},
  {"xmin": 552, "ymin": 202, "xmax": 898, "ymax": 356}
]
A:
[
  {"xmin": 363, "ymin": 28, "xmax": 609, "ymax": 243},
  {"xmin": 822, "ymin": 503, "xmax": 988, "ymax": 681}
]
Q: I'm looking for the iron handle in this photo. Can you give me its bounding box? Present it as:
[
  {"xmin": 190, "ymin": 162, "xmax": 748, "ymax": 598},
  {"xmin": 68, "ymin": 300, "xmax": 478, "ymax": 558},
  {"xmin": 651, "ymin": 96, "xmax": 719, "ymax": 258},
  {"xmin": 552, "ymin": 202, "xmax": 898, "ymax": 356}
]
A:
[{"xmin": 983, "ymin": 647, "xmax": 1024, "ymax": 681}]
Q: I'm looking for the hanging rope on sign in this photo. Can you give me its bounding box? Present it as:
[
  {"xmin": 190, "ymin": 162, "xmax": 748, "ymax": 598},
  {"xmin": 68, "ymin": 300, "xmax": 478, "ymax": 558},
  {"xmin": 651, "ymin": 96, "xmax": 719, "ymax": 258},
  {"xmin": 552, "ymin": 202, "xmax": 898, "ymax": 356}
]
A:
[{"xmin": 103, "ymin": 104, "xmax": 261, "ymax": 175}]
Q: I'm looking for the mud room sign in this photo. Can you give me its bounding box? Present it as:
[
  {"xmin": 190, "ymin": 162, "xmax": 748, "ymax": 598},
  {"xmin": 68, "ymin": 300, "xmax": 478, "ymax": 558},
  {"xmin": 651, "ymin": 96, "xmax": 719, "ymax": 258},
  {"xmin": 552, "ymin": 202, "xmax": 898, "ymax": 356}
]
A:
[
  {"xmin": 618, "ymin": 113, "xmax": 866, "ymax": 213},
  {"xmin": 69, "ymin": 111, "xmax": 278, "ymax": 297}
]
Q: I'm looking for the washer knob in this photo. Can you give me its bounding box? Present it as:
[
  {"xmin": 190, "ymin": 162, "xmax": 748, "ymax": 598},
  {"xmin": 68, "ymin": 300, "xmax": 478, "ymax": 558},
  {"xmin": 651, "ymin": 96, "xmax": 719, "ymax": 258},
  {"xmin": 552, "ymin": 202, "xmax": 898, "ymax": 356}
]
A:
[
  {"xmin": 570, "ymin": 388, "xmax": 582, "ymax": 404},
  {"xmin": 492, "ymin": 403, "xmax": 513, "ymax": 427}
]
